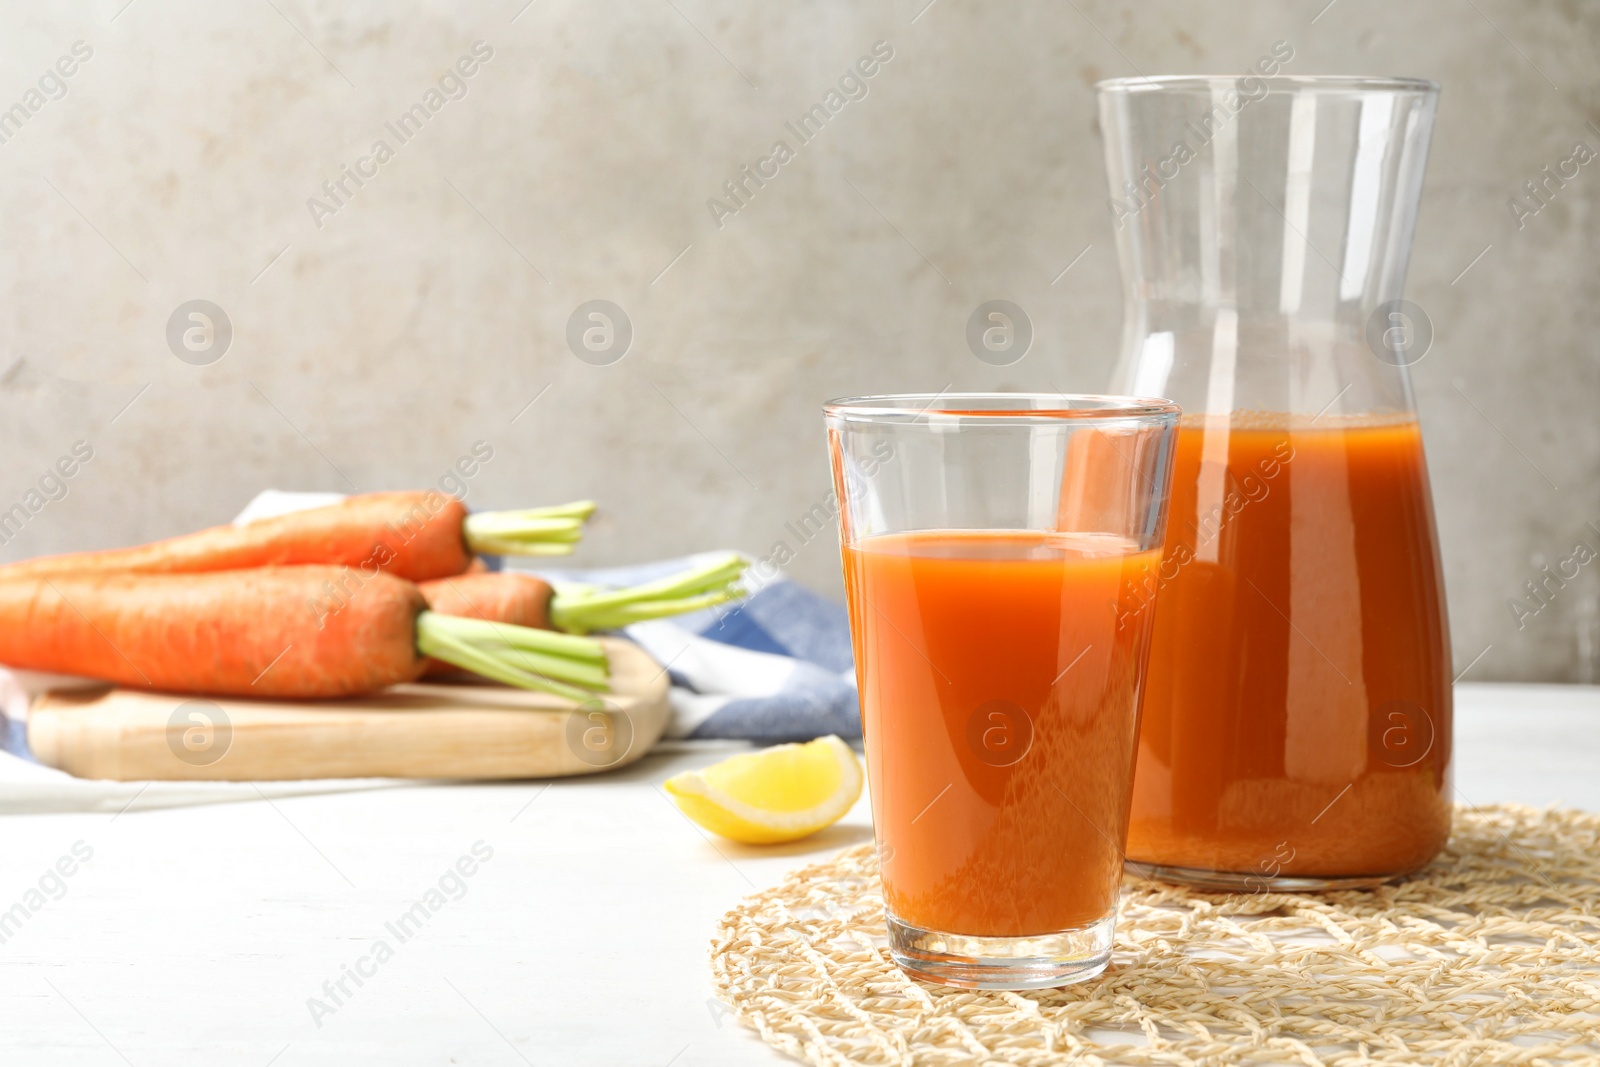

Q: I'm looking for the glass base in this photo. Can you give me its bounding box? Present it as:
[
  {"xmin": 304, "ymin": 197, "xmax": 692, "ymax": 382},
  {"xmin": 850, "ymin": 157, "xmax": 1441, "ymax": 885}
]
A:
[
  {"xmin": 886, "ymin": 912, "xmax": 1113, "ymax": 990},
  {"xmin": 1124, "ymin": 860, "xmax": 1401, "ymax": 892}
]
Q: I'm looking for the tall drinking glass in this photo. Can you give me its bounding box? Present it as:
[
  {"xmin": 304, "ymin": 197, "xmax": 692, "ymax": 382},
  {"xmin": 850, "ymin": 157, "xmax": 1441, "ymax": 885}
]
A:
[
  {"xmin": 826, "ymin": 394, "xmax": 1179, "ymax": 989},
  {"xmin": 1097, "ymin": 76, "xmax": 1452, "ymax": 889}
]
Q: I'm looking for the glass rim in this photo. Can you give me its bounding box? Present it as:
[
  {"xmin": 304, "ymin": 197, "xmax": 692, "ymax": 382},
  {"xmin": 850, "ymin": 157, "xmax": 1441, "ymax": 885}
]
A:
[
  {"xmin": 1096, "ymin": 74, "xmax": 1439, "ymax": 95},
  {"xmin": 823, "ymin": 392, "xmax": 1181, "ymax": 423}
]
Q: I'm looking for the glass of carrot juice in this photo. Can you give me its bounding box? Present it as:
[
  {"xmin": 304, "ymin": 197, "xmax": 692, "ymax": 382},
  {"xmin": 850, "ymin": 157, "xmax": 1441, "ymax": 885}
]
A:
[{"xmin": 825, "ymin": 393, "xmax": 1179, "ymax": 989}]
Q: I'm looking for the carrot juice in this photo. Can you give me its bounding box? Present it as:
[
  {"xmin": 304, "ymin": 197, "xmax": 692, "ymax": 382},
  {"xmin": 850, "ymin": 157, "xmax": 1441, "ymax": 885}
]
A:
[
  {"xmin": 1127, "ymin": 415, "xmax": 1452, "ymax": 882},
  {"xmin": 843, "ymin": 530, "xmax": 1162, "ymax": 937}
]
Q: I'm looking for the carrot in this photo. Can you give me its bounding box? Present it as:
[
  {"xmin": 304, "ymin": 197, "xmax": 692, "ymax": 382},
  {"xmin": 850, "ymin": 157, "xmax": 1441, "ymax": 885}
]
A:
[
  {"xmin": 415, "ymin": 572, "xmax": 554, "ymax": 678},
  {"xmin": 0, "ymin": 567, "xmax": 608, "ymax": 701},
  {"xmin": 421, "ymin": 553, "xmax": 747, "ymax": 630},
  {"xmin": 0, "ymin": 493, "xmax": 595, "ymax": 584},
  {"xmin": 420, "ymin": 572, "xmax": 555, "ymax": 629},
  {"xmin": 413, "ymin": 553, "xmax": 749, "ymax": 678}
]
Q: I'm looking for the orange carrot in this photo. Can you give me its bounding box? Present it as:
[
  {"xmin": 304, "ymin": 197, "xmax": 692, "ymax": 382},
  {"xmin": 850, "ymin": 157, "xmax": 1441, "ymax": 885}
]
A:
[
  {"xmin": 0, "ymin": 492, "xmax": 464, "ymax": 582},
  {"xmin": 0, "ymin": 493, "xmax": 592, "ymax": 583},
  {"xmin": 414, "ymin": 554, "xmax": 749, "ymax": 684},
  {"xmin": 0, "ymin": 567, "xmax": 608, "ymax": 700},
  {"xmin": 420, "ymin": 572, "xmax": 554, "ymax": 629},
  {"xmin": 417, "ymin": 573, "xmax": 554, "ymax": 677},
  {"xmin": 417, "ymin": 555, "xmax": 750, "ymax": 636}
]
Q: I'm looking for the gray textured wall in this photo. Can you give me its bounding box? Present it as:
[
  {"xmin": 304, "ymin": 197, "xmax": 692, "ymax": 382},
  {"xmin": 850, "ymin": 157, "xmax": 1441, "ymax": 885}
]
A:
[{"xmin": 0, "ymin": 1, "xmax": 1595, "ymax": 682}]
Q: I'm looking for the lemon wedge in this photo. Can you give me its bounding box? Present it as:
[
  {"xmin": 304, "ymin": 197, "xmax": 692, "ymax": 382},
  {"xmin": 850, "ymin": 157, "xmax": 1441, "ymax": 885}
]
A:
[{"xmin": 663, "ymin": 735, "xmax": 863, "ymax": 844}]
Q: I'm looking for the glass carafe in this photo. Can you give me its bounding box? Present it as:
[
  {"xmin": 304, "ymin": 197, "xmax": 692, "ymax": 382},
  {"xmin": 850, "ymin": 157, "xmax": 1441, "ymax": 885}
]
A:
[{"xmin": 1098, "ymin": 76, "xmax": 1451, "ymax": 889}]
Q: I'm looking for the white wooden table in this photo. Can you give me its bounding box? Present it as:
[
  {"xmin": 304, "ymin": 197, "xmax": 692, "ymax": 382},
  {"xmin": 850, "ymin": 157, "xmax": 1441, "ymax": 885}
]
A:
[{"xmin": 2, "ymin": 683, "xmax": 1595, "ymax": 1066}]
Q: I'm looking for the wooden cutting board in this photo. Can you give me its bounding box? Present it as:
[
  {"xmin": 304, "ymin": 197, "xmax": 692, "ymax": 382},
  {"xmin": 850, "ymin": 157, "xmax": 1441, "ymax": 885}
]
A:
[{"xmin": 26, "ymin": 637, "xmax": 670, "ymax": 782}]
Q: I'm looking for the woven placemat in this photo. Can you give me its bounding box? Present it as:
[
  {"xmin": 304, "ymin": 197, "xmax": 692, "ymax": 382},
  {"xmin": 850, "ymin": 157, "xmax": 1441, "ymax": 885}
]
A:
[{"xmin": 711, "ymin": 805, "xmax": 1600, "ymax": 1066}]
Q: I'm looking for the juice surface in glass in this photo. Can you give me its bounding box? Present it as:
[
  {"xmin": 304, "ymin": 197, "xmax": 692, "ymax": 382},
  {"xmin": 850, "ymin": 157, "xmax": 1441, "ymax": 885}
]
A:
[
  {"xmin": 1127, "ymin": 415, "xmax": 1452, "ymax": 880},
  {"xmin": 844, "ymin": 529, "xmax": 1161, "ymax": 938}
]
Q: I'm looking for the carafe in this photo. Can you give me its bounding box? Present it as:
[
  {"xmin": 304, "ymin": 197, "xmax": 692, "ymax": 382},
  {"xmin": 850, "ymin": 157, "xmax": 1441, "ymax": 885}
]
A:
[{"xmin": 1098, "ymin": 76, "xmax": 1451, "ymax": 888}]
